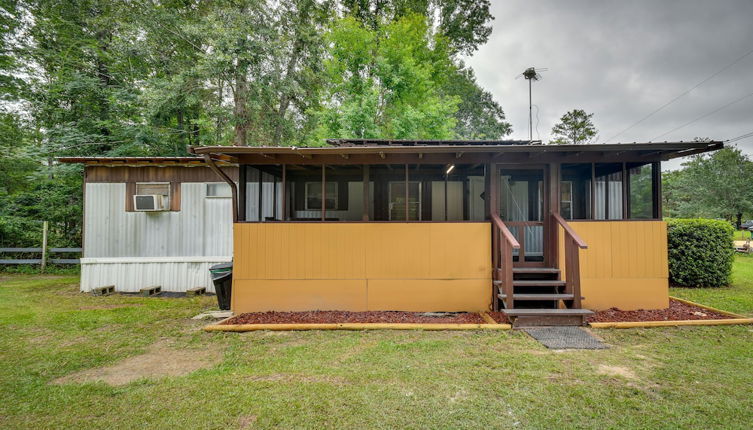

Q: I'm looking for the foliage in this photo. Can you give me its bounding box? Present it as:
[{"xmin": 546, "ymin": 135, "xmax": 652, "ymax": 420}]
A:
[
  {"xmin": 311, "ymin": 14, "xmax": 461, "ymax": 141},
  {"xmin": 550, "ymin": 109, "xmax": 597, "ymax": 145},
  {"xmin": 444, "ymin": 65, "xmax": 511, "ymax": 139},
  {"xmin": 0, "ymin": 0, "xmax": 502, "ymax": 247},
  {"xmin": 667, "ymin": 218, "xmax": 734, "ymax": 287},
  {"xmin": 662, "ymin": 147, "xmax": 753, "ymax": 228},
  {"xmin": 341, "ymin": 0, "xmax": 493, "ymax": 56}
]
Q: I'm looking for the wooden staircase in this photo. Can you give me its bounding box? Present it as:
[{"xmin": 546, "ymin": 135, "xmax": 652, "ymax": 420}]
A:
[
  {"xmin": 494, "ymin": 267, "xmax": 593, "ymax": 327},
  {"xmin": 491, "ymin": 212, "xmax": 593, "ymax": 328}
]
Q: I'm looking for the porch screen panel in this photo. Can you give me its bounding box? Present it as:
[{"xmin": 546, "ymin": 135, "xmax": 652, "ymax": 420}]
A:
[
  {"xmin": 244, "ymin": 165, "xmax": 283, "ymax": 222},
  {"xmin": 627, "ymin": 162, "xmax": 654, "ymax": 219},
  {"xmin": 560, "ymin": 164, "xmax": 592, "ymax": 219},
  {"xmin": 595, "ymin": 163, "xmax": 623, "ymax": 220}
]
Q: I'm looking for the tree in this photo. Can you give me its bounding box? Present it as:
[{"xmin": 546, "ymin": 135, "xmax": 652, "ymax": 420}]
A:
[
  {"xmin": 550, "ymin": 109, "xmax": 597, "ymax": 145},
  {"xmin": 444, "ymin": 65, "xmax": 511, "ymax": 139},
  {"xmin": 662, "ymin": 147, "xmax": 753, "ymax": 228},
  {"xmin": 311, "ymin": 14, "xmax": 459, "ymax": 141},
  {"xmin": 341, "ymin": 0, "xmax": 493, "ymax": 56}
]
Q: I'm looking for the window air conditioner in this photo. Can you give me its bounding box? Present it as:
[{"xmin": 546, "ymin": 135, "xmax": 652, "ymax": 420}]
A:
[{"xmin": 133, "ymin": 195, "xmax": 167, "ymax": 211}]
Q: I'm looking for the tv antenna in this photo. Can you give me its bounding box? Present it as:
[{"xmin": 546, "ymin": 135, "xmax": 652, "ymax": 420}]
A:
[{"xmin": 518, "ymin": 67, "xmax": 547, "ymax": 142}]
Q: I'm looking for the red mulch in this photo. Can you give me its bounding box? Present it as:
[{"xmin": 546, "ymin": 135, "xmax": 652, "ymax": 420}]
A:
[
  {"xmin": 487, "ymin": 311, "xmax": 510, "ymax": 324},
  {"xmin": 587, "ymin": 299, "xmax": 732, "ymax": 323},
  {"xmin": 222, "ymin": 310, "xmax": 487, "ymax": 325}
]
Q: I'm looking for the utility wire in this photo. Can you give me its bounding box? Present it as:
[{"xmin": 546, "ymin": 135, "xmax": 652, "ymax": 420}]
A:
[
  {"xmin": 604, "ymin": 47, "xmax": 753, "ymax": 143},
  {"xmin": 726, "ymin": 130, "xmax": 753, "ymax": 144},
  {"xmin": 651, "ymin": 90, "xmax": 753, "ymax": 141}
]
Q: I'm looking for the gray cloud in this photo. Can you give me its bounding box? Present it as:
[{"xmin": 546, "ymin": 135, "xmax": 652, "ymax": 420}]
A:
[{"xmin": 464, "ymin": 0, "xmax": 753, "ymax": 168}]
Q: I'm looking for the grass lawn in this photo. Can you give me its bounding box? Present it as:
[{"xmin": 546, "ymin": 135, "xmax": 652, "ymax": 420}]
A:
[
  {"xmin": 2, "ymin": 261, "xmax": 753, "ymax": 430},
  {"xmin": 733, "ymin": 229, "xmax": 751, "ymax": 240}
]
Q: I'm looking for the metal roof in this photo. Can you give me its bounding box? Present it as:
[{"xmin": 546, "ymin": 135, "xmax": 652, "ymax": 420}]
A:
[
  {"xmin": 58, "ymin": 140, "xmax": 724, "ymax": 165},
  {"xmin": 326, "ymin": 138, "xmax": 539, "ymax": 146},
  {"xmin": 189, "ymin": 141, "xmax": 723, "ymax": 160},
  {"xmin": 57, "ymin": 156, "xmax": 227, "ymax": 166}
]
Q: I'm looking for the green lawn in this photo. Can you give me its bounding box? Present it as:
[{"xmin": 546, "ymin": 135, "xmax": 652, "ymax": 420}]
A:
[
  {"xmin": 2, "ymin": 260, "xmax": 753, "ymax": 430},
  {"xmin": 733, "ymin": 229, "xmax": 751, "ymax": 240}
]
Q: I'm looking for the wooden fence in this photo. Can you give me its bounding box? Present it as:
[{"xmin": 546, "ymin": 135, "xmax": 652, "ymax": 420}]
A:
[{"xmin": 0, "ymin": 247, "xmax": 82, "ymax": 267}]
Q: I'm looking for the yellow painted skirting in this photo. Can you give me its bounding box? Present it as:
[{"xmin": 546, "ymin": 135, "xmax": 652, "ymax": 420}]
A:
[
  {"xmin": 589, "ymin": 318, "xmax": 753, "ymax": 329},
  {"xmin": 204, "ymin": 322, "xmax": 512, "ymax": 332},
  {"xmin": 668, "ymin": 296, "xmax": 748, "ymax": 319}
]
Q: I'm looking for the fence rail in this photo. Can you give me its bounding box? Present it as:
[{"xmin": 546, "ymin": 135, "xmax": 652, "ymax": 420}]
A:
[{"xmin": 0, "ymin": 247, "xmax": 82, "ymax": 266}]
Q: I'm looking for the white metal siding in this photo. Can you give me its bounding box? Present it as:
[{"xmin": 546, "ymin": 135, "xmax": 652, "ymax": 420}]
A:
[
  {"xmin": 82, "ymin": 182, "xmax": 233, "ymax": 293},
  {"xmin": 80, "ymin": 257, "xmax": 230, "ymax": 293},
  {"xmin": 84, "ymin": 183, "xmax": 233, "ymax": 257}
]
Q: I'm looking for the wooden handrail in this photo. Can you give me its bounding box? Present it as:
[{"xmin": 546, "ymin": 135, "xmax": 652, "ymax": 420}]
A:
[
  {"xmin": 491, "ymin": 212, "xmax": 520, "ymax": 249},
  {"xmin": 551, "ymin": 212, "xmax": 588, "ymax": 249}
]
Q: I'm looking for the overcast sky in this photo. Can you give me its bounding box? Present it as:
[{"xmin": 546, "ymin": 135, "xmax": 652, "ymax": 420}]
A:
[{"xmin": 464, "ymin": 0, "xmax": 753, "ymax": 168}]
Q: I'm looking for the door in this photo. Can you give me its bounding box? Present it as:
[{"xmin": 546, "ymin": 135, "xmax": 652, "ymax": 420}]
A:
[{"xmin": 498, "ymin": 167, "xmax": 547, "ymax": 266}]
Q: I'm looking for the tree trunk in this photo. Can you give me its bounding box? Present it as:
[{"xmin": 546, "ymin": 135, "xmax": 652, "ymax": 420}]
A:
[
  {"xmin": 273, "ymin": 40, "xmax": 304, "ymax": 145},
  {"xmin": 736, "ymin": 212, "xmax": 742, "ymax": 230},
  {"xmin": 233, "ymin": 66, "xmax": 249, "ymax": 147}
]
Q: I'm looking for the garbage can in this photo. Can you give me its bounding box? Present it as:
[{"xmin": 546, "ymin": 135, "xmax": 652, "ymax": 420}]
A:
[{"xmin": 209, "ymin": 263, "xmax": 233, "ymax": 310}]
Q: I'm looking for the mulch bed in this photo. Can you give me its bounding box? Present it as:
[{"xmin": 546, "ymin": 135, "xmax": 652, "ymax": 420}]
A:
[
  {"xmin": 487, "ymin": 311, "xmax": 511, "ymax": 324},
  {"xmin": 587, "ymin": 299, "xmax": 732, "ymax": 323},
  {"xmin": 221, "ymin": 311, "xmax": 487, "ymax": 325}
]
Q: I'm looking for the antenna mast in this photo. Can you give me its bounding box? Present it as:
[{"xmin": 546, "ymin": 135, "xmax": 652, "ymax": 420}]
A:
[{"xmin": 522, "ymin": 67, "xmax": 542, "ymax": 143}]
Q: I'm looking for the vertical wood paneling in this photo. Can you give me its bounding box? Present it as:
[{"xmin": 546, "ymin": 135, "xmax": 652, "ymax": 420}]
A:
[
  {"xmin": 569, "ymin": 221, "xmax": 667, "ymax": 280},
  {"xmin": 234, "ymin": 223, "xmax": 490, "ymax": 281}
]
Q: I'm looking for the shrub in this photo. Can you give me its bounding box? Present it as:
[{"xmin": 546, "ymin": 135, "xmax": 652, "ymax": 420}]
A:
[{"xmin": 667, "ymin": 218, "xmax": 734, "ymax": 287}]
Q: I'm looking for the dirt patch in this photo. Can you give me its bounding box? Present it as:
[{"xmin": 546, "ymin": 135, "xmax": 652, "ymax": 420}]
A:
[
  {"xmin": 247, "ymin": 373, "xmax": 348, "ymax": 385},
  {"xmin": 597, "ymin": 364, "xmax": 637, "ymax": 380},
  {"xmin": 238, "ymin": 415, "xmax": 257, "ymax": 429},
  {"xmin": 588, "ymin": 299, "xmax": 731, "ymax": 323},
  {"xmin": 222, "ymin": 311, "xmax": 487, "ymax": 325},
  {"xmin": 52, "ymin": 340, "xmax": 221, "ymax": 386},
  {"xmin": 487, "ymin": 311, "xmax": 511, "ymax": 324},
  {"xmin": 78, "ymin": 304, "xmax": 144, "ymax": 310}
]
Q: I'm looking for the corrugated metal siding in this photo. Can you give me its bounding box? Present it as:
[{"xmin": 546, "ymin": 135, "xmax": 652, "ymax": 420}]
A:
[
  {"xmin": 80, "ymin": 257, "xmax": 231, "ymax": 293},
  {"xmin": 84, "ymin": 183, "xmax": 233, "ymax": 257},
  {"xmin": 82, "ymin": 182, "xmax": 232, "ymax": 292}
]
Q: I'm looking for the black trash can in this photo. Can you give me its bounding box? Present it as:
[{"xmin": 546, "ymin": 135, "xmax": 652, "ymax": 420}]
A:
[{"xmin": 209, "ymin": 263, "xmax": 233, "ymax": 310}]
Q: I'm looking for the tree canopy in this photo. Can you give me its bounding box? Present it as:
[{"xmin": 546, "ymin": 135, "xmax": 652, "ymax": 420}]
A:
[
  {"xmin": 663, "ymin": 146, "xmax": 753, "ymax": 228},
  {"xmin": 0, "ymin": 0, "xmax": 510, "ymax": 247},
  {"xmin": 550, "ymin": 109, "xmax": 597, "ymax": 145}
]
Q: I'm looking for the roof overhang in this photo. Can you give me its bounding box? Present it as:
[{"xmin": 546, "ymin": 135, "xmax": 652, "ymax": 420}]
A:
[
  {"xmin": 188, "ymin": 141, "xmax": 724, "ymax": 165},
  {"xmin": 57, "ymin": 156, "xmax": 234, "ymax": 167}
]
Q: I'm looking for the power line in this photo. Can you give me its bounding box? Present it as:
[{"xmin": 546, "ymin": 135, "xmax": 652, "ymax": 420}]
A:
[
  {"xmin": 604, "ymin": 47, "xmax": 753, "ymax": 143},
  {"xmin": 727, "ymin": 130, "xmax": 753, "ymax": 144},
  {"xmin": 651, "ymin": 90, "xmax": 753, "ymax": 141}
]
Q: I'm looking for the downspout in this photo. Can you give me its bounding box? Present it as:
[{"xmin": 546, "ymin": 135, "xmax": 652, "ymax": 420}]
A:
[{"xmin": 202, "ymin": 154, "xmax": 239, "ymax": 223}]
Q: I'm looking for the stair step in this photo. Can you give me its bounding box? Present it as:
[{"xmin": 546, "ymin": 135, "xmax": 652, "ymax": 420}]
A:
[
  {"xmin": 512, "ymin": 267, "xmax": 559, "ymax": 274},
  {"xmin": 513, "ymin": 280, "xmax": 566, "ymax": 287},
  {"xmin": 498, "ymin": 293, "xmax": 575, "ymax": 301},
  {"xmin": 502, "ymin": 309, "xmax": 593, "ymax": 316}
]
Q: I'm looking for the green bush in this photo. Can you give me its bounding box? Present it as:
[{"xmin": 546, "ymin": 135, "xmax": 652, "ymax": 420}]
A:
[{"xmin": 667, "ymin": 218, "xmax": 734, "ymax": 287}]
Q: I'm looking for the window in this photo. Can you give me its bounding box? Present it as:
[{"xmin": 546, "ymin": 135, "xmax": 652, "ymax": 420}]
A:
[
  {"xmin": 388, "ymin": 181, "xmax": 421, "ymax": 221},
  {"xmin": 136, "ymin": 182, "xmax": 169, "ymax": 197},
  {"xmin": 560, "ymin": 164, "xmax": 592, "ymax": 220},
  {"xmin": 560, "ymin": 181, "xmax": 573, "ymax": 219},
  {"xmin": 305, "ymin": 182, "xmax": 338, "ymax": 210},
  {"xmin": 594, "ymin": 163, "xmax": 623, "ymax": 220},
  {"xmin": 206, "ymin": 183, "xmax": 231, "ymax": 198},
  {"xmin": 627, "ymin": 163, "xmax": 655, "ymax": 219}
]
